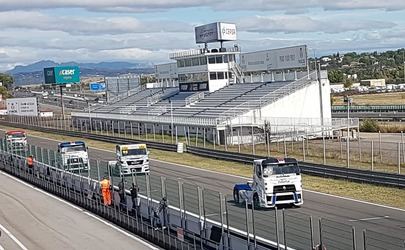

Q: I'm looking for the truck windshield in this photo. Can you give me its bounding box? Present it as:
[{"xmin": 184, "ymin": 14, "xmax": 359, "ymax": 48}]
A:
[
  {"xmin": 122, "ymin": 148, "xmax": 147, "ymax": 156},
  {"xmin": 7, "ymin": 134, "xmax": 25, "ymax": 139},
  {"xmin": 60, "ymin": 145, "xmax": 86, "ymax": 153},
  {"xmin": 263, "ymin": 163, "xmax": 300, "ymax": 176}
]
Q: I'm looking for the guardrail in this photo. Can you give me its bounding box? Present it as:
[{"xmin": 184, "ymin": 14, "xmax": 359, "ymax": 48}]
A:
[{"xmin": 1, "ymin": 120, "xmax": 404, "ymax": 189}]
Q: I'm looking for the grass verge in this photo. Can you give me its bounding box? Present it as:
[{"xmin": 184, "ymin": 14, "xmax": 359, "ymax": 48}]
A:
[{"xmin": 1, "ymin": 124, "xmax": 405, "ymax": 209}]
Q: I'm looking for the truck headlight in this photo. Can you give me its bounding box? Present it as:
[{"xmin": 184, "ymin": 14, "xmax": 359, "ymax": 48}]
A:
[{"xmin": 297, "ymin": 194, "xmax": 302, "ymax": 200}]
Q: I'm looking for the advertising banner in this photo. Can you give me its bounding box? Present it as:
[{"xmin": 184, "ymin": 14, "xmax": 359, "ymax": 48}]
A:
[
  {"xmin": 240, "ymin": 45, "xmax": 308, "ymax": 72},
  {"xmin": 195, "ymin": 22, "xmax": 237, "ymax": 44},
  {"xmin": 6, "ymin": 97, "xmax": 38, "ymax": 116},
  {"xmin": 43, "ymin": 66, "xmax": 80, "ymax": 85}
]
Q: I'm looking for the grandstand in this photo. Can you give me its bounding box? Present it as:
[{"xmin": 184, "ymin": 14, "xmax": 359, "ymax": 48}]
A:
[{"xmin": 71, "ymin": 22, "xmax": 356, "ymax": 144}]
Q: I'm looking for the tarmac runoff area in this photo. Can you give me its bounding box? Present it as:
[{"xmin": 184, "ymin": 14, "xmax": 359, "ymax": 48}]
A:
[{"xmin": 0, "ymin": 171, "xmax": 159, "ymax": 250}]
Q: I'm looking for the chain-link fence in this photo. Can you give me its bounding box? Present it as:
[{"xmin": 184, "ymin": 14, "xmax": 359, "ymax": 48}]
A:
[{"xmin": 3, "ymin": 114, "xmax": 405, "ymax": 176}]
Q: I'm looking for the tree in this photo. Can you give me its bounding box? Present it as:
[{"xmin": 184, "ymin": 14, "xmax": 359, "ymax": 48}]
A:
[
  {"xmin": 328, "ymin": 69, "xmax": 344, "ymax": 83},
  {"xmin": 343, "ymin": 78, "xmax": 353, "ymax": 88},
  {"xmin": 0, "ymin": 86, "xmax": 12, "ymax": 98},
  {"xmin": 0, "ymin": 73, "xmax": 13, "ymax": 89}
]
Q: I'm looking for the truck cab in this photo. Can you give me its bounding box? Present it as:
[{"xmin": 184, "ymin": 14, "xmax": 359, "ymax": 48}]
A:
[
  {"xmin": 57, "ymin": 141, "xmax": 89, "ymax": 172},
  {"xmin": 109, "ymin": 144, "xmax": 149, "ymax": 176},
  {"xmin": 5, "ymin": 130, "xmax": 27, "ymax": 152},
  {"xmin": 234, "ymin": 157, "xmax": 303, "ymax": 208}
]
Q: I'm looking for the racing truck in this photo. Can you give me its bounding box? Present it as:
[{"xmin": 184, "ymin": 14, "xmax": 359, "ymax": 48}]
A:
[
  {"xmin": 5, "ymin": 130, "xmax": 27, "ymax": 152},
  {"xmin": 57, "ymin": 141, "xmax": 89, "ymax": 172},
  {"xmin": 109, "ymin": 144, "xmax": 149, "ymax": 176},
  {"xmin": 233, "ymin": 157, "xmax": 303, "ymax": 208}
]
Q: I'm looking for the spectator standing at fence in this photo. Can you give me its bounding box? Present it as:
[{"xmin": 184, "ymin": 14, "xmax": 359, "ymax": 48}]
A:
[
  {"xmin": 118, "ymin": 177, "xmax": 126, "ymax": 210},
  {"xmin": 100, "ymin": 176, "xmax": 112, "ymax": 206},
  {"xmin": 130, "ymin": 183, "xmax": 140, "ymax": 215},
  {"xmin": 26, "ymin": 155, "xmax": 34, "ymax": 174},
  {"xmin": 158, "ymin": 197, "xmax": 168, "ymax": 229}
]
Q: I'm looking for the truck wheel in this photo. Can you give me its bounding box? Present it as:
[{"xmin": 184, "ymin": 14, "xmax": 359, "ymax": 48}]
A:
[
  {"xmin": 233, "ymin": 189, "xmax": 240, "ymax": 204},
  {"xmin": 253, "ymin": 193, "xmax": 260, "ymax": 210}
]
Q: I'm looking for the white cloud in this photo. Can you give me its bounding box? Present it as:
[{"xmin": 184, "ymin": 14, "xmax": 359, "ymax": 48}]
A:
[
  {"xmin": 1, "ymin": 0, "xmax": 405, "ymax": 12},
  {"xmin": 238, "ymin": 15, "xmax": 396, "ymax": 34},
  {"xmin": 0, "ymin": 11, "xmax": 191, "ymax": 35}
]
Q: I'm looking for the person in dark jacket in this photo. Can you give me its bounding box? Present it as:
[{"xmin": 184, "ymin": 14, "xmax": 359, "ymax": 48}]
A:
[
  {"xmin": 118, "ymin": 178, "xmax": 126, "ymax": 210},
  {"xmin": 130, "ymin": 183, "xmax": 140, "ymax": 215},
  {"xmin": 158, "ymin": 197, "xmax": 168, "ymax": 229}
]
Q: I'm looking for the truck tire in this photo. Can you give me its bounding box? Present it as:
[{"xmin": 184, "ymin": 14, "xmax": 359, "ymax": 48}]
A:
[{"xmin": 233, "ymin": 189, "xmax": 240, "ymax": 204}]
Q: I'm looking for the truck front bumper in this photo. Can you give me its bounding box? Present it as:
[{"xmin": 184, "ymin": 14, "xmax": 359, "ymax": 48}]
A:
[
  {"xmin": 120, "ymin": 164, "xmax": 149, "ymax": 175},
  {"xmin": 264, "ymin": 191, "xmax": 303, "ymax": 208}
]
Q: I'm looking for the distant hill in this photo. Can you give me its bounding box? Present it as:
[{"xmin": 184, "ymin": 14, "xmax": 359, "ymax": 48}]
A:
[
  {"xmin": 8, "ymin": 60, "xmax": 154, "ymax": 86},
  {"xmin": 8, "ymin": 60, "xmax": 153, "ymax": 75}
]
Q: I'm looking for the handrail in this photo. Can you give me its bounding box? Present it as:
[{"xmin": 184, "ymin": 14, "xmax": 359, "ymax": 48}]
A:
[
  {"xmin": 185, "ymin": 92, "xmax": 205, "ymax": 106},
  {"xmin": 170, "ymin": 46, "xmax": 240, "ymax": 59}
]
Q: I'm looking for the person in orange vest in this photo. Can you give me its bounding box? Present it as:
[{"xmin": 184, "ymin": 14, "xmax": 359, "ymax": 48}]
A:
[
  {"xmin": 26, "ymin": 155, "xmax": 34, "ymax": 174},
  {"xmin": 100, "ymin": 176, "xmax": 112, "ymax": 206}
]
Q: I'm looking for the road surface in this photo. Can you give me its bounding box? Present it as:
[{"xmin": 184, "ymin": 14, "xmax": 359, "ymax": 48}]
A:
[
  {"xmin": 4, "ymin": 132, "xmax": 405, "ymax": 249},
  {"xmin": 0, "ymin": 170, "xmax": 158, "ymax": 250}
]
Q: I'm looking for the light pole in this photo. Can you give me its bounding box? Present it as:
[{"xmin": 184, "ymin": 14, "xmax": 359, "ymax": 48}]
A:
[
  {"xmin": 170, "ymin": 100, "xmax": 174, "ymax": 144},
  {"xmin": 344, "ymin": 95, "xmax": 352, "ymax": 168},
  {"xmin": 84, "ymin": 97, "xmax": 92, "ymax": 131}
]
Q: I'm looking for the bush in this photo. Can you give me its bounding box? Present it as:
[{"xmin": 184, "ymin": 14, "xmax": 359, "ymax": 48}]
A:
[{"xmin": 360, "ymin": 119, "xmax": 380, "ymax": 132}]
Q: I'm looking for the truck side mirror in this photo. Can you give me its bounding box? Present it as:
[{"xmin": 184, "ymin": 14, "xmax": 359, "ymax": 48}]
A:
[{"xmin": 147, "ymin": 151, "xmax": 150, "ymax": 155}]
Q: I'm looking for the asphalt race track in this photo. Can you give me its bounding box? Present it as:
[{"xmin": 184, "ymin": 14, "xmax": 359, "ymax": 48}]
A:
[
  {"xmin": 5, "ymin": 132, "xmax": 405, "ymax": 249},
  {"xmin": 0, "ymin": 169, "xmax": 158, "ymax": 250}
]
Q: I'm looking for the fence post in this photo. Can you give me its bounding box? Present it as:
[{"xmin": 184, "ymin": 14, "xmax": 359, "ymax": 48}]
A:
[
  {"xmin": 283, "ymin": 135, "xmax": 287, "ymax": 157},
  {"xmin": 319, "ymin": 218, "xmax": 323, "ymax": 249},
  {"xmin": 251, "ymin": 126, "xmax": 255, "ymax": 156},
  {"xmin": 219, "ymin": 193, "xmax": 225, "ymax": 248},
  {"xmin": 303, "ymin": 137, "xmax": 306, "ymax": 161},
  {"xmin": 224, "ymin": 196, "xmax": 231, "ymax": 250},
  {"xmin": 323, "ymin": 133, "xmax": 326, "ymax": 165},
  {"xmin": 309, "ymin": 216, "xmax": 314, "ymax": 249},
  {"xmin": 203, "ymin": 128, "xmax": 206, "ymax": 148},
  {"xmin": 238, "ymin": 130, "xmax": 241, "ymax": 153},
  {"xmin": 145, "ymin": 123, "xmax": 148, "ymax": 140},
  {"xmin": 244, "ymin": 199, "xmax": 250, "ymax": 249},
  {"xmin": 275, "ymin": 206, "xmax": 280, "ymax": 250},
  {"xmin": 401, "ymin": 131, "xmax": 405, "ymax": 163},
  {"xmin": 371, "ymin": 141, "xmax": 374, "ymax": 171},
  {"xmin": 379, "ymin": 131, "xmax": 382, "ymax": 162},
  {"xmin": 267, "ymin": 133, "xmax": 270, "ymax": 157},
  {"xmin": 363, "ymin": 230, "xmax": 367, "ymax": 250},
  {"xmin": 282, "ymin": 209, "xmax": 287, "ymax": 250},
  {"xmin": 358, "ymin": 137, "xmax": 362, "ymax": 162},
  {"xmin": 153, "ymin": 124, "xmax": 156, "ymax": 141},
  {"xmin": 340, "ymin": 137, "xmax": 343, "ymax": 159},
  {"xmin": 352, "ymin": 227, "xmax": 356, "ymax": 250},
  {"xmin": 398, "ymin": 142, "xmax": 401, "ymax": 174},
  {"xmin": 162, "ymin": 125, "xmax": 165, "ymax": 143},
  {"xmin": 251, "ymin": 197, "xmax": 257, "ymax": 250},
  {"xmin": 195, "ymin": 127, "xmax": 199, "ymax": 147}
]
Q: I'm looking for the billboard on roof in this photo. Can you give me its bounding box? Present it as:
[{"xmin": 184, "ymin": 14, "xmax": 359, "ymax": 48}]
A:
[
  {"xmin": 240, "ymin": 45, "xmax": 308, "ymax": 72},
  {"xmin": 195, "ymin": 22, "xmax": 237, "ymax": 44}
]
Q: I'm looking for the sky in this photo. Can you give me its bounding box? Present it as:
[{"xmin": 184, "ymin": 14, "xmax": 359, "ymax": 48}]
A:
[{"xmin": 1, "ymin": 0, "xmax": 405, "ymax": 72}]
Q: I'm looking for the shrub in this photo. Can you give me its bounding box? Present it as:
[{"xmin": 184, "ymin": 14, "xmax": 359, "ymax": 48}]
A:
[{"xmin": 360, "ymin": 119, "xmax": 380, "ymax": 132}]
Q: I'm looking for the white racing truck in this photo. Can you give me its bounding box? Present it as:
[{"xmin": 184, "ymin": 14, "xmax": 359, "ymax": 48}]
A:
[
  {"xmin": 57, "ymin": 141, "xmax": 89, "ymax": 172},
  {"xmin": 233, "ymin": 157, "xmax": 303, "ymax": 208},
  {"xmin": 5, "ymin": 130, "xmax": 27, "ymax": 152},
  {"xmin": 109, "ymin": 144, "xmax": 149, "ymax": 176}
]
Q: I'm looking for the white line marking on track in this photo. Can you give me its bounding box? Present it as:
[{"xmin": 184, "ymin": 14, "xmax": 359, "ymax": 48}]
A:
[
  {"xmin": 0, "ymin": 170, "xmax": 158, "ymax": 249},
  {"xmin": 23, "ymin": 132, "xmax": 405, "ymax": 213},
  {"xmin": 0, "ymin": 222, "xmax": 29, "ymax": 250},
  {"xmin": 83, "ymin": 212, "xmax": 159, "ymax": 250},
  {"xmin": 0, "ymin": 243, "xmax": 5, "ymax": 250},
  {"xmin": 349, "ymin": 216, "xmax": 390, "ymax": 222}
]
